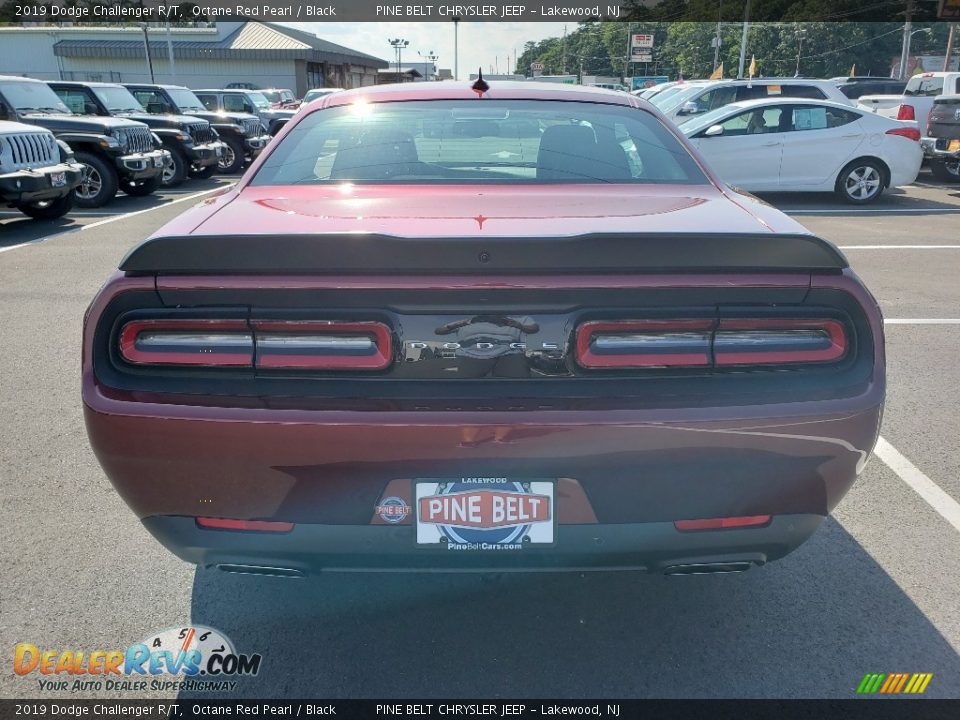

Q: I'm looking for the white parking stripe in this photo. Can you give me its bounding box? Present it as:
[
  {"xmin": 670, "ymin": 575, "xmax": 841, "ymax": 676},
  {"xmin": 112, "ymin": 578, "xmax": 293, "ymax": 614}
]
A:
[
  {"xmin": 874, "ymin": 436, "xmax": 960, "ymax": 534},
  {"xmin": 884, "ymin": 319, "xmax": 960, "ymax": 324},
  {"xmin": 0, "ymin": 185, "xmax": 230, "ymax": 255},
  {"xmin": 839, "ymin": 245, "xmax": 960, "ymax": 249}
]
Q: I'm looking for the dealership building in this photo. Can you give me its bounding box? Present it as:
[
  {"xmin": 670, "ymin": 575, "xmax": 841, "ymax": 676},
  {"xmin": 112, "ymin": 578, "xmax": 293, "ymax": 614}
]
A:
[{"xmin": 0, "ymin": 22, "xmax": 388, "ymax": 95}]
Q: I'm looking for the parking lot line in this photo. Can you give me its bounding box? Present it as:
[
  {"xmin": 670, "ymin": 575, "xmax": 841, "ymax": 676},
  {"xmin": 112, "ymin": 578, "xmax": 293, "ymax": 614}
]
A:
[
  {"xmin": 874, "ymin": 436, "xmax": 960, "ymax": 534},
  {"xmin": 0, "ymin": 184, "xmax": 230, "ymax": 255},
  {"xmin": 884, "ymin": 319, "xmax": 960, "ymax": 324},
  {"xmin": 839, "ymin": 245, "xmax": 960, "ymax": 249}
]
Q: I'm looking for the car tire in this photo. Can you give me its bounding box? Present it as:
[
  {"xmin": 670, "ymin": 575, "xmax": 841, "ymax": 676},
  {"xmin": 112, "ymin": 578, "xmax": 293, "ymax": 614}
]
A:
[
  {"xmin": 73, "ymin": 151, "xmax": 119, "ymax": 208},
  {"xmin": 121, "ymin": 175, "xmax": 162, "ymax": 197},
  {"xmin": 188, "ymin": 164, "xmax": 219, "ymax": 180},
  {"xmin": 835, "ymin": 158, "xmax": 886, "ymax": 204},
  {"xmin": 16, "ymin": 193, "xmax": 74, "ymax": 220},
  {"xmin": 218, "ymin": 135, "xmax": 246, "ymax": 174},
  {"xmin": 930, "ymin": 158, "xmax": 960, "ymax": 184},
  {"xmin": 161, "ymin": 146, "xmax": 188, "ymax": 187}
]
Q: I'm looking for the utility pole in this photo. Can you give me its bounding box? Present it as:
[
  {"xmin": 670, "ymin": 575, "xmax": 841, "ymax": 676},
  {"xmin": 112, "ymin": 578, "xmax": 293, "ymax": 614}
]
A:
[
  {"xmin": 899, "ymin": 0, "xmax": 915, "ymax": 80},
  {"xmin": 713, "ymin": 0, "xmax": 723, "ymax": 72},
  {"xmin": 945, "ymin": 23, "xmax": 957, "ymax": 72},
  {"xmin": 140, "ymin": 23, "xmax": 155, "ymax": 83},
  {"xmin": 737, "ymin": 0, "xmax": 751, "ymax": 79}
]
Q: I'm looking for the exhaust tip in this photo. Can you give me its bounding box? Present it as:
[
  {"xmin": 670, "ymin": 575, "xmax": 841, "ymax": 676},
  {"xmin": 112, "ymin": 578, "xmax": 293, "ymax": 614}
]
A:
[
  {"xmin": 663, "ymin": 561, "xmax": 754, "ymax": 576},
  {"xmin": 216, "ymin": 564, "xmax": 305, "ymax": 578}
]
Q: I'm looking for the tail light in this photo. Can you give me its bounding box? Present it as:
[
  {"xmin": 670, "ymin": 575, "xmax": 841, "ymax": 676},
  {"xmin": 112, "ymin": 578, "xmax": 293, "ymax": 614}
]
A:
[
  {"xmin": 575, "ymin": 318, "xmax": 847, "ymax": 370},
  {"xmin": 674, "ymin": 515, "xmax": 771, "ymax": 532},
  {"xmin": 576, "ymin": 320, "xmax": 713, "ymax": 369},
  {"xmin": 896, "ymin": 104, "xmax": 915, "ymax": 121},
  {"xmin": 252, "ymin": 321, "xmax": 392, "ymax": 370},
  {"xmin": 196, "ymin": 517, "xmax": 294, "ymax": 533},
  {"xmin": 119, "ymin": 319, "xmax": 392, "ymax": 371},
  {"xmin": 886, "ymin": 126, "xmax": 920, "ymax": 141},
  {"xmin": 713, "ymin": 319, "xmax": 846, "ymax": 365},
  {"xmin": 119, "ymin": 320, "xmax": 252, "ymax": 366}
]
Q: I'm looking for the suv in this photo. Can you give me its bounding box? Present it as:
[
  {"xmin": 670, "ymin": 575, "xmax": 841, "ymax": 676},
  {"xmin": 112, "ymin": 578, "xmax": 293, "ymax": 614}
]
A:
[
  {"xmin": 48, "ymin": 81, "xmax": 224, "ymax": 188},
  {"xmin": 0, "ymin": 120, "xmax": 83, "ymax": 219},
  {"xmin": 194, "ymin": 88, "xmax": 295, "ymax": 136},
  {"xmin": 834, "ymin": 77, "xmax": 907, "ymax": 100},
  {"xmin": 260, "ymin": 88, "xmax": 297, "ymax": 108},
  {"xmin": 0, "ymin": 76, "xmax": 166, "ymax": 207},
  {"xmin": 923, "ymin": 94, "xmax": 960, "ymax": 183},
  {"xmin": 124, "ymin": 84, "xmax": 268, "ymax": 174},
  {"xmin": 656, "ymin": 78, "xmax": 854, "ymax": 124}
]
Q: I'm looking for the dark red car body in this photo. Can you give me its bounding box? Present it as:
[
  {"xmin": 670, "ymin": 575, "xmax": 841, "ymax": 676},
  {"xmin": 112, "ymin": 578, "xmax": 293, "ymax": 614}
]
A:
[{"xmin": 83, "ymin": 83, "xmax": 885, "ymax": 577}]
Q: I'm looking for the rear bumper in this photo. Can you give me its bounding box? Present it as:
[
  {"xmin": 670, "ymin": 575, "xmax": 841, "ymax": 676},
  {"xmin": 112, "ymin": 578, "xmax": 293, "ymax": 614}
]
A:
[
  {"xmin": 920, "ymin": 137, "xmax": 960, "ymax": 160},
  {"xmin": 143, "ymin": 513, "xmax": 824, "ymax": 573},
  {"xmin": 0, "ymin": 162, "xmax": 82, "ymax": 203}
]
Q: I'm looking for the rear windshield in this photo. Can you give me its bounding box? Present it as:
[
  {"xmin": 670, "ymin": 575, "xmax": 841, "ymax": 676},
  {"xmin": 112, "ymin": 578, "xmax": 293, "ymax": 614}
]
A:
[
  {"xmin": 905, "ymin": 76, "xmax": 944, "ymax": 97},
  {"xmin": 251, "ymin": 99, "xmax": 708, "ymax": 186}
]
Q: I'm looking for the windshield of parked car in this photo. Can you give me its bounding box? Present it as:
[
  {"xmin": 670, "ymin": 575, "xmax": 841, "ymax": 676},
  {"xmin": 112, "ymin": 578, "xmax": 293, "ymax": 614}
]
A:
[
  {"xmin": 904, "ymin": 75, "xmax": 945, "ymax": 97},
  {"xmin": 92, "ymin": 86, "xmax": 145, "ymax": 113},
  {"xmin": 653, "ymin": 84, "xmax": 710, "ymax": 112},
  {"xmin": 1, "ymin": 80, "xmax": 71, "ymax": 114},
  {"xmin": 167, "ymin": 88, "xmax": 207, "ymax": 113},
  {"xmin": 252, "ymin": 99, "xmax": 708, "ymax": 186},
  {"xmin": 246, "ymin": 92, "xmax": 271, "ymax": 110},
  {"xmin": 679, "ymin": 104, "xmax": 746, "ymax": 135}
]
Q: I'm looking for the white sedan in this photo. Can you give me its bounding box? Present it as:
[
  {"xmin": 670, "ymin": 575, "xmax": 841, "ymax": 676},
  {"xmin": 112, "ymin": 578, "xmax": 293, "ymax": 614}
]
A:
[{"xmin": 681, "ymin": 98, "xmax": 923, "ymax": 203}]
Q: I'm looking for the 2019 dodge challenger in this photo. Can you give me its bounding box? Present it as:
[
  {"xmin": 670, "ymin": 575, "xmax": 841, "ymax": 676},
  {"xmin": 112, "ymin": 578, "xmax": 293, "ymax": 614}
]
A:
[{"xmin": 82, "ymin": 81, "xmax": 885, "ymax": 577}]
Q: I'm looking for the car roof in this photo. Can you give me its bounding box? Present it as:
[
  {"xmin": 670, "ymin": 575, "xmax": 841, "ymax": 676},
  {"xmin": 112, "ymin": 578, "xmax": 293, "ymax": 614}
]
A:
[
  {"xmin": 699, "ymin": 97, "xmax": 863, "ymax": 112},
  {"xmin": 0, "ymin": 74, "xmax": 45, "ymax": 83},
  {"xmin": 124, "ymin": 83, "xmax": 191, "ymax": 90},
  {"xmin": 193, "ymin": 88, "xmax": 256, "ymax": 93},
  {"xmin": 933, "ymin": 94, "xmax": 960, "ymax": 101},
  {"xmin": 49, "ymin": 80, "xmax": 122, "ymax": 88},
  {"xmin": 322, "ymin": 81, "xmax": 638, "ymax": 107}
]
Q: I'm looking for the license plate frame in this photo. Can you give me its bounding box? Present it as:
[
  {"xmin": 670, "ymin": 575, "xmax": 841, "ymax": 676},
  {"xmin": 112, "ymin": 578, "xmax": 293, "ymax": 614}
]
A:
[
  {"xmin": 414, "ymin": 478, "xmax": 556, "ymax": 550},
  {"xmin": 50, "ymin": 171, "xmax": 66, "ymax": 187}
]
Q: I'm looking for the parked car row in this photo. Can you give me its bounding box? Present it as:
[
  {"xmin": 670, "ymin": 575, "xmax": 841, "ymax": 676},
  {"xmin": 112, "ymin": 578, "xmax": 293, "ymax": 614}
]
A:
[
  {"xmin": 0, "ymin": 75, "xmax": 290, "ymax": 220},
  {"xmin": 632, "ymin": 74, "xmax": 960, "ymax": 201}
]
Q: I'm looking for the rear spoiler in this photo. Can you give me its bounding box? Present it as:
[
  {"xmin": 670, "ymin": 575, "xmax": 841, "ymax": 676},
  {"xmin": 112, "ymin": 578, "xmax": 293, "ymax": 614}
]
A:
[{"xmin": 119, "ymin": 232, "xmax": 848, "ymax": 276}]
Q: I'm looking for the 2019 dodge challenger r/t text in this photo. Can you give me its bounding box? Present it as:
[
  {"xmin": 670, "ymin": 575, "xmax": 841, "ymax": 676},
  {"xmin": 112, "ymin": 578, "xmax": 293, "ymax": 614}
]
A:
[{"xmin": 82, "ymin": 82, "xmax": 885, "ymax": 578}]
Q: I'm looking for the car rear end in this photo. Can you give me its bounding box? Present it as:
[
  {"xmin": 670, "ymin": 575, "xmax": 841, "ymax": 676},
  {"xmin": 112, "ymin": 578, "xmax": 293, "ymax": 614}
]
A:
[
  {"xmin": 82, "ymin": 85, "xmax": 885, "ymax": 577},
  {"xmin": 922, "ymin": 95, "xmax": 960, "ymax": 181}
]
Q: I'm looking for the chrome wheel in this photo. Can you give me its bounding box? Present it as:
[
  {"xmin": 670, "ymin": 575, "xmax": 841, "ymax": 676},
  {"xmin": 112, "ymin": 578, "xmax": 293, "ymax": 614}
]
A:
[
  {"xmin": 843, "ymin": 165, "xmax": 881, "ymax": 202},
  {"xmin": 76, "ymin": 163, "xmax": 103, "ymax": 201},
  {"xmin": 161, "ymin": 154, "xmax": 177, "ymax": 184},
  {"xmin": 218, "ymin": 143, "xmax": 236, "ymax": 171}
]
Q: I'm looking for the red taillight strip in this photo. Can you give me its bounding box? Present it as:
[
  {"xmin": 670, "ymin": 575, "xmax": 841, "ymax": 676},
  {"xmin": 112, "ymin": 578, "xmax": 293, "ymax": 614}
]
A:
[
  {"xmin": 576, "ymin": 320, "xmax": 714, "ymax": 369},
  {"xmin": 674, "ymin": 515, "xmax": 771, "ymax": 532},
  {"xmin": 196, "ymin": 517, "xmax": 294, "ymax": 533},
  {"xmin": 886, "ymin": 127, "xmax": 921, "ymax": 142},
  {"xmin": 251, "ymin": 320, "xmax": 392, "ymax": 370},
  {"xmin": 119, "ymin": 320, "xmax": 252, "ymax": 366},
  {"xmin": 714, "ymin": 319, "xmax": 846, "ymax": 365}
]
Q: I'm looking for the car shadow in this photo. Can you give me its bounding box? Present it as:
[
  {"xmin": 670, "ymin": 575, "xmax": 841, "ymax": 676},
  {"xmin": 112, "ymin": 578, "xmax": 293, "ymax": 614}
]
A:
[{"xmin": 179, "ymin": 518, "xmax": 960, "ymax": 699}]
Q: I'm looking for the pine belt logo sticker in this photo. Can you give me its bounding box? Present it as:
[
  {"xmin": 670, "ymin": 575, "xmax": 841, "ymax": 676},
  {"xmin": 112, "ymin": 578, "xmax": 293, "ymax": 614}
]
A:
[{"xmin": 857, "ymin": 672, "xmax": 933, "ymax": 695}]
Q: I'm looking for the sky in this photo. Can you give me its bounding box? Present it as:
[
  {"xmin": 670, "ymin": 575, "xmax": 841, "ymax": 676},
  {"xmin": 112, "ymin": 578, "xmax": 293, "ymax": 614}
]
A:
[{"xmin": 280, "ymin": 22, "xmax": 572, "ymax": 78}]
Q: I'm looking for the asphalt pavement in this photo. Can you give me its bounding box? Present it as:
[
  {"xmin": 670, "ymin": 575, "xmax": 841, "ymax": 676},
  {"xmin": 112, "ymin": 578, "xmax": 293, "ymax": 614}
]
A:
[{"xmin": 1, "ymin": 170, "xmax": 958, "ymax": 700}]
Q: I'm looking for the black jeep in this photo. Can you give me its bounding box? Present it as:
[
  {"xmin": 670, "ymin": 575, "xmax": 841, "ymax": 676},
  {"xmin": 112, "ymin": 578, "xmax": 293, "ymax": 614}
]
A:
[
  {"xmin": 48, "ymin": 81, "xmax": 224, "ymax": 187},
  {"xmin": 124, "ymin": 84, "xmax": 269, "ymax": 174},
  {"xmin": 0, "ymin": 75, "xmax": 166, "ymax": 207}
]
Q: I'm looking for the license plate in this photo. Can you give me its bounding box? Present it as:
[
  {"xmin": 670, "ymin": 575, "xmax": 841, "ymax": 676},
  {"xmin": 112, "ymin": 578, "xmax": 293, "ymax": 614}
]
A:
[
  {"xmin": 415, "ymin": 479, "xmax": 554, "ymax": 549},
  {"xmin": 50, "ymin": 172, "xmax": 66, "ymax": 187},
  {"xmin": 153, "ymin": 155, "xmax": 165, "ymax": 168},
  {"xmin": 949, "ymin": 139, "xmax": 960, "ymax": 152}
]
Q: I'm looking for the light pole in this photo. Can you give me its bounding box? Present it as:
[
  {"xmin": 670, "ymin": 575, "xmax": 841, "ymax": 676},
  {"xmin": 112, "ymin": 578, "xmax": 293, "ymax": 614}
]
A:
[
  {"xmin": 389, "ymin": 38, "xmax": 409, "ymax": 83},
  {"xmin": 139, "ymin": 23, "xmax": 155, "ymax": 83},
  {"xmin": 419, "ymin": 50, "xmax": 439, "ymax": 81},
  {"xmin": 900, "ymin": 26, "xmax": 931, "ymax": 79},
  {"xmin": 713, "ymin": 0, "xmax": 723, "ymax": 72},
  {"xmin": 794, "ymin": 28, "xmax": 807, "ymax": 77},
  {"xmin": 452, "ymin": 18, "xmax": 460, "ymax": 81}
]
